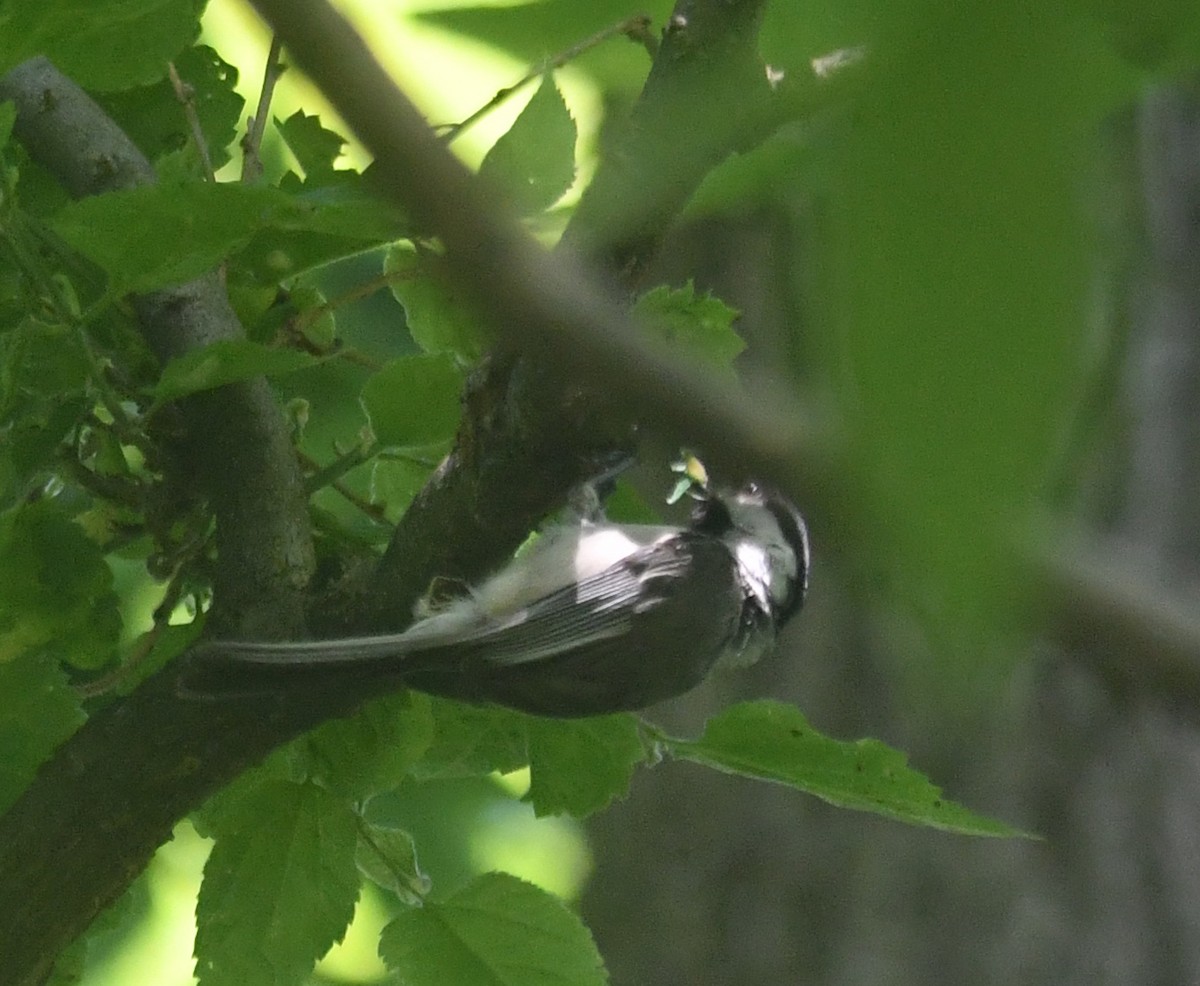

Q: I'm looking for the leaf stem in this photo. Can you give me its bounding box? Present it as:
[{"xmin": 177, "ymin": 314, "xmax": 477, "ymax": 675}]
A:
[
  {"xmin": 242, "ymin": 34, "xmax": 286, "ymax": 182},
  {"xmin": 439, "ymin": 14, "xmax": 655, "ymax": 143}
]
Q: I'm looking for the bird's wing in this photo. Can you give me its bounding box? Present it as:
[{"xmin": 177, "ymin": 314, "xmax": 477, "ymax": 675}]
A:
[{"xmin": 190, "ymin": 540, "xmax": 693, "ymax": 671}]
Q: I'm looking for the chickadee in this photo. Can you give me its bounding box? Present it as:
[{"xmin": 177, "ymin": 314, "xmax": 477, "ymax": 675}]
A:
[{"xmin": 187, "ymin": 484, "xmax": 810, "ymax": 717}]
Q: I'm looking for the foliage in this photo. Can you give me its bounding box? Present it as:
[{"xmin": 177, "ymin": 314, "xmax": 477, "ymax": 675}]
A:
[{"xmin": 1, "ymin": 0, "xmax": 1189, "ymax": 983}]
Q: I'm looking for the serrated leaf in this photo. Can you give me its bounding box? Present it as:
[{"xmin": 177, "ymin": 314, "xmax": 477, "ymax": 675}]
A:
[
  {"xmin": 384, "ymin": 242, "xmax": 486, "ymax": 361},
  {"xmin": 0, "ymin": 653, "xmax": 85, "ymax": 814},
  {"xmin": 409, "ymin": 699, "xmax": 530, "ymax": 780},
  {"xmin": 0, "ymin": 503, "xmax": 120, "ymax": 669},
  {"xmin": 52, "ymin": 183, "xmax": 281, "ymax": 293},
  {"xmin": 525, "ymin": 715, "xmax": 645, "ymax": 818},
  {"xmin": 478, "ymin": 74, "xmax": 577, "ymax": 216},
  {"xmin": 0, "ymin": 318, "xmax": 90, "ymax": 423},
  {"xmin": 276, "ymin": 109, "xmax": 346, "ymax": 183},
  {"xmin": 95, "ymin": 45, "xmax": 244, "ymax": 173},
  {"xmin": 297, "ymin": 691, "xmax": 435, "ymax": 800},
  {"xmin": 360, "ymin": 354, "xmax": 463, "ymax": 448},
  {"xmin": 666, "ymin": 701, "xmax": 1027, "ymax": 837},
  {"xmin": 53, "ymin": 182, "xmax": 397, "ymax": 295},
  {"xmin": 195, "ymin": 780, "xmax": 361, "ymax": 986},
  {"xmin": 633, "ymin": 281, "xmax": 744, "ymax": 368},
  {"xmin": 154, "ymin": 339, "xmax": 321, "ymax": 403},
  {"xmin": 0, "ymin": 0, "xmax": 200, "ymax": 91},
  {"xmin": 356, "ymin": 822, "xmax": 430, "ymax": 905},
  {"xmin": 379, "ymin": 872, "xmax": 607, "ymax": 986}
]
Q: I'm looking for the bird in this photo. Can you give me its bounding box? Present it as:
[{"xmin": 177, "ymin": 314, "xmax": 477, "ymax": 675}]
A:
[{"xmin": 184, "ymin": 482, "xmax": 809, "ymax": 717}]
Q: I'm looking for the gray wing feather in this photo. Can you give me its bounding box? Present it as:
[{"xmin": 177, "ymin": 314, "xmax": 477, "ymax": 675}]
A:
[{"xmin": 193, "ymin": 542, "xmax": 689, "ymax": 671}]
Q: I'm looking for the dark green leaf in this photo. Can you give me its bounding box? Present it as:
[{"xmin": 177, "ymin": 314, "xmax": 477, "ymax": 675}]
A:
[
  {"xmin": 52, "ymin": 183, "xmax": 281, "ymax": 293},
  {"xmin": 196, "ymin": 780, "xmax": 360, "ymax": 986},
  {"xmin": 0, "ymin": 0, "xmax": 200, "ymax": 91},
  {"xmin": 298, "ymin": 691, "xmax": 435, "ymax": 800},
  {"xmin": 409, "ymin": 699, "xmax": 530, "ymax": 781},
  {"xmin": 0, "ymin": 502, "xmax": 121, "ymax": 669},
  {"xmin": 0, "ymin": 319, "xmax": 90, "ymax": 424},
  {"xmin": 666, "ymin": 701, "xmax": 1027, "ymax": 837},
  {"xmin": 478, "ymin": 74, "xmax": 577, "ymax": 216},
  {"xmin": 379, "ymin": 872, "xmax": 606, "ymax": 986},
  {"xmin": 0, "ymin": 653, "xmax": 85, "ymax": 814},
  {"xmin": 633, "ymin": 281, "xmax": 744, "ymax": 368},
  {"xmin": 154, "ymin": 339, "xmax": 322, "ymax": 403},
  {"xmin": 0, "ymin": 100, "xmax": 16, "ymax": 149},
  {"xmin": 95, "ymin": 45, "xmax": 244, "ymax": 173},
  {"xmin": 276, "ymin": 109, "xmax": 346, "ymax": 183},
  {"xmin": 53, "ymin": 182, "xmax": 398, "ymax": 295},
  {"xmin": 360, "ymin": 354, "xmax": 463, "ymax": 448},
  {"xmin": 525, "ymin": 714, "xmax": 646, "ymax": 818}
]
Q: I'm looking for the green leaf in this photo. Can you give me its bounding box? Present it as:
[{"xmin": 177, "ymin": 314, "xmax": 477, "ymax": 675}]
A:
[
  {"xmin": 409, "ymin": 699, "xmax": 530, "ymax": 781},
  {"xmin": 195, "ymin": 780, "xmax": 361, "ymax": 986},
  {"xmin": 53, "ymin": 182, "xmax": 397, "ymax": 295},
  {"xmin": 368, "ymin": 454, "xmax": 438, "ymax": 522},
  {"xmin": 478, "ymin": 74, "xmax": 577, "ymax": 216},
  {"xmin": 276, "ymin": 109, "xmax": 346, "ymax": 183},
  {"xmin": 153, "ymin": 339, "xmax": 322, "ymax": 403},
  {"xmin": 666, "ymin": 701, "xmax": 1026, "ymax": 837},
  {"xmin": 297, "ymin": 691, "xmax": 435, "ymax": 800},
  {"xmin": 0, "ymin": 318, "xmax": 90, "ymax": 424},
  {"xmin": 384, "ymin": 242, "xmax": 486, "ymax": 361},
  {"xmin": 525, "ymin": 715, "xmax": 646, "ymax": 818},
  {"xmin": 360, "ymin": 354, "xmax": 463, "ymax": 448},
  {"xmin": 414, "ymin": 3, "xmax": 658, "ymax": 94},
  {"xmin": 0, "ymin": 653, "xmax": 85, "ymax": 814},
  {"xmin": 52, "ymin": 183, "xmax": 279, "ymax": 294},
  {"xmin": 633, "ymin": 281, "xmax": 744, "ymax": 368},
  {"xmin": 0, "ymin": 100, "xmax": 16, "ymax": 149},
  {"xmin": 0, "ymin": 503, "xmax": 121, "ymax": 669},
  {"xmin": 379, "ymin": 872, "xmax": 607, "ymax": 986},
  {"xmin": 0, "ymin": 0, "xmax": 200, "ymax": 91},
  {"xmin": 95, "ymin": 45, "xmax": 244, "ymax": 174},
  {"xmin": 356, "ymin": 822, "xmax": 431, "ymax": 905}
]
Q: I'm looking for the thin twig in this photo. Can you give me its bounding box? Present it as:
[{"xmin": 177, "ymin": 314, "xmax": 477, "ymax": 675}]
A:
[
  {"xmin": 242, "ymin": 34, "xmax": 286, "ymax": 182},
  {"xmin": 439, "ymin": 14, "xmax": 655, "ymax": 143},
  {"xmin": 302, "ymin": 440, "xmax": 377, "ymax": 494},
  {"xmin": 298, "ymin": 448, "xmax": 388, "ymax": 520},
  {"xmin": 287, "ymin": 267, "xmax": 412, "ymax": 350},
  {"xmin": 167, "ymin": 61, "xmax": 216, "ymax": 181},
  {"xmin": 74, "ymin": 560, "xmax": 194, "ymax": 699}
]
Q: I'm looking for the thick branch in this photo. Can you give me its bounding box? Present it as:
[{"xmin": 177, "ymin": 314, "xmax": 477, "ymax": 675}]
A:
[{"xmin": 1031, "ymin": 526, "xmax": 1200, "ymax": 719}]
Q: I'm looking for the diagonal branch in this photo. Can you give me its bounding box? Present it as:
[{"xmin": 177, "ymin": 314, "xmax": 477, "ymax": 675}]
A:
[{"xmin": 245, "ymin": 0, "xmax": 841, "ymax": 627}]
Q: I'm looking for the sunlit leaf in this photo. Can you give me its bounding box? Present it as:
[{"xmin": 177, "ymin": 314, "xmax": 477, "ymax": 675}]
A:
[
  {"xmin": 478, "ymin": 74, "xmax": 577, "ymax": 216},
  {"xmin": 379, "ymin": 872, "xmax": 606, "ymax": 986},
  {"xmin": 360, "ymin": 354, "xmax": 463, "ymax": 448}
]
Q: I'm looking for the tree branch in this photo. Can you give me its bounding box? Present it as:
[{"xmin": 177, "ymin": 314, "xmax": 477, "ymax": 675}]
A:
[
  {"xmin": 245, "ymin": 0, "xmax": 840, "ymax": 626},
  {"xmin": 1030, "ymin": 524, "xmax": 1200, "ymax": 719},
  {"xmin": 0, "ymin": 3, "xmax": 848, "ymax": 977}
]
